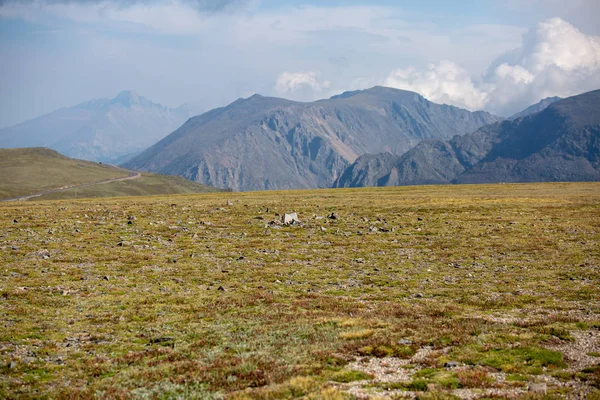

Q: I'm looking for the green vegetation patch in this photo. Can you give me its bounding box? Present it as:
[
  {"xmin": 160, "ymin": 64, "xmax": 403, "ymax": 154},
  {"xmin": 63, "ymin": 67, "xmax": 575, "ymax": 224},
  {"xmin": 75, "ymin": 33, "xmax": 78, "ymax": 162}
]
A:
[{"xmin": 466, "ymin": 346, "xmax": 566, "ymax": 374}]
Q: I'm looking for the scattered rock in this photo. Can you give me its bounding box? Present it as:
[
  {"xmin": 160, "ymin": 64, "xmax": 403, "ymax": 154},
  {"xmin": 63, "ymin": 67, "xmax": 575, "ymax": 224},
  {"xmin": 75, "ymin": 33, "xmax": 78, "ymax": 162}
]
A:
[
  {"xmin": 226, "ymin": 200, "xmax": 233, "ymax": 206},
  {"xmin": 320, "ymin": 226, "xmax": 327, "ymax": 232},
  {"xmin": 8, "ymin": 361, "xmax": 17, "ymax": 369},
  {"xmin": 35, "ymin": 249, "xmax": 51, "ymax": 259},
  {"xmin": 22, "ymin": 357, "xmax": 36, "ymax": 364},
  {"xmin": 417, "ymin": 217, "xmax": 423, "ymax": 221},
  {"xmin": 327, "ymin": 212, "xmax": 339, "ymax": 220},
  {"xmin": 103, "ymin": 276, "xmax": 110, "ymax": 281},
  {"xmin": 444, "ymin": 361, "xmax": 460, "ymax": 368},
  {"xmin": 398, "ymin": 338, "xmax": 413, "ymax": 345},
  {"xmin": 414, "ymin": 293, "xmax": 424, "ymax": 298},
  {"xmin": 282, "ymin": 213, "xmax": 300, "ymax": 226},
  {"xmin": 528, "ymin": 383, "xmax": 547, "ymax": 394},
  {"xmin": 150, "ymin": 337, "xmax": 174, "ymax": 344},
  {"xmin": 369, "ymin": 226, "xmax": 378, "ymax": 232},
  {"xmin": 217, "ymin": 286, "xmax": 226, "ymax": 291},
  {"xmin": 127, "ymin": 215, "xmax": 136, "ymax": 221},
  {"xmin": 13, "ymin": 219, "xmax": 18, "ymax": 223}
]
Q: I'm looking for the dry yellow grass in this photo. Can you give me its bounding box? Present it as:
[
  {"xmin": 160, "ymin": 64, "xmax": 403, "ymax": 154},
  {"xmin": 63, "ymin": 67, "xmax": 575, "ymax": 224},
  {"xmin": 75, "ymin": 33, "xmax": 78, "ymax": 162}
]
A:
[{"xmin": 0, "ymin": 182, "xmax": 599, "ymax": 398}]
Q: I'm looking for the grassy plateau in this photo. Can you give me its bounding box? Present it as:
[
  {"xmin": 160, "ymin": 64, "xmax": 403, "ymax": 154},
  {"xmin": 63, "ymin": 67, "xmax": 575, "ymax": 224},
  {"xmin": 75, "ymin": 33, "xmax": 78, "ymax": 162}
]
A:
[{"xmin": 0, "ymin": 182, "xmax": 599, "ymax": 399}]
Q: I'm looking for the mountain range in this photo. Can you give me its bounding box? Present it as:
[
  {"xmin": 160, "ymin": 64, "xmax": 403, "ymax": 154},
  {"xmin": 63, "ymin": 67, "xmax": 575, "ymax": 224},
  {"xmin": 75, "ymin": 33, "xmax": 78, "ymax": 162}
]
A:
[
  {"xmin": 334, "ymin": 90, "xmax": 600, "ymax": 187},
  {"xmin": 2, "ymin": 87, "xmax": 595, "ymax": 192},
  {"xmin": 0, "ymin": 91, "xmax": 201, "ymax": 162},
  {"xmin": 123, "ymin": 86, "xmax": 500, "ymax": 191}
]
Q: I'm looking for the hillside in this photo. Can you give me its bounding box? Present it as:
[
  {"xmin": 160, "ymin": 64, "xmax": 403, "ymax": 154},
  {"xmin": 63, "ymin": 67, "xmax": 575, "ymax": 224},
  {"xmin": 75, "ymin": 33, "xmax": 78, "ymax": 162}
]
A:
[
  {"xmin": 0, "ymin": 91, "xmax": 200, "ymax": 162},
  {"xmin": 33, "ymin": 173, "xmax": 223, "ymax": 200},
  {"xmin": 123, "ymin": 86, "xmax": 500, "ymax": 191},
  {"xmin": 0, "ymin": 148, "xmax": 132, "ymax": 199},
  {"xmin": 335, "ymin": 90, "xmax": 600, "ymax": 187},
  {"xmin": 0, "ymin": 148, "xmax": 221, "ymax": 200}
]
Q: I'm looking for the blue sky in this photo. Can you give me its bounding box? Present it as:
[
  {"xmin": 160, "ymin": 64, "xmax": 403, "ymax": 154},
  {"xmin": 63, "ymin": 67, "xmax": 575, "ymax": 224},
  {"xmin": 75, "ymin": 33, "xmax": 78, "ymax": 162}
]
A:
[{"xmin": 1, "ymin": 0, "xmax": 599, "ymax": 127}]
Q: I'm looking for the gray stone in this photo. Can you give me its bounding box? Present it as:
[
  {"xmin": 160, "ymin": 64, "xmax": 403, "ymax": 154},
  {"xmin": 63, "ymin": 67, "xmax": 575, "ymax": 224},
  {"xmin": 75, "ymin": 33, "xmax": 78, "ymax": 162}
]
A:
[
  {"xmin": 444, "ymin": 361, "xmax": 460, "ymax": 368},
  {"xmin": 528, "ymin": 383, "xmax": 547, "ymax": 394},
  {"xmin": 282, "ymin": 213, "xmax": 300, "ymax": 226}
]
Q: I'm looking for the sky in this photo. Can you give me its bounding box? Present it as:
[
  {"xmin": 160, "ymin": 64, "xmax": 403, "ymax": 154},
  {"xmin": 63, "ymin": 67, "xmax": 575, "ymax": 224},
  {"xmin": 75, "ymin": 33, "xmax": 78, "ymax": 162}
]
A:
[{"xmin": 1, "ymin": 0, "xmax": 599, "ymax": 127}]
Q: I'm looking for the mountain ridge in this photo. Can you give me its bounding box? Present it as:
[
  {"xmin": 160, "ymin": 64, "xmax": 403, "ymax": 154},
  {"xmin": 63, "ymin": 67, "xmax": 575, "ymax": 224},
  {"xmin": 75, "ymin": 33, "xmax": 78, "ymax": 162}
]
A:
[
  {"xmin": 334, "ymin": 89, "xmax": 600, "ymax": 188},
  {"xmin": 123, "ymin": 86, "xmax": 501, "ymax": 191}
]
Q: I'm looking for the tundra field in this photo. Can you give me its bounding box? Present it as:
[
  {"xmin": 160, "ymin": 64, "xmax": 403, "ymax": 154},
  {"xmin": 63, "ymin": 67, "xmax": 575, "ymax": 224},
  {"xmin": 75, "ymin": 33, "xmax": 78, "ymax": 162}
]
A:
[{"xmin": 1, "ymin": 183, "xmax": 599, "ymax": 399}]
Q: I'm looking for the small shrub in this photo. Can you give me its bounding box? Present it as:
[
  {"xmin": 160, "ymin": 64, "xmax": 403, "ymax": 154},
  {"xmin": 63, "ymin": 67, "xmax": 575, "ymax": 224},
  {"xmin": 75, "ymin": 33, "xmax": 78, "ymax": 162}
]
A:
[
  {"xmin": 407, "ymin": 379, "xmax": 428, "ymax": 391},
  {"xmin": 329, "ymin": 369, "xmax": 373, "ymax": 383},
  {"xmin": 340, "ymin": 329, "xmax": 374, "ymax": 340},
  {"xmin": 457, "ymin": 368, "xmax": 495, "ymax": 388}
]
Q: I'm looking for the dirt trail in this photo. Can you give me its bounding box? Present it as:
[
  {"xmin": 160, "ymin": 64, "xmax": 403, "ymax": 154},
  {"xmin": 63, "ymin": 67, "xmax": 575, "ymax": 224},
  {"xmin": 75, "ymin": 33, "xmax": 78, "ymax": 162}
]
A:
[{"xmin": 0, "ymin": 170, "xmax": 141, "ymax": 202}]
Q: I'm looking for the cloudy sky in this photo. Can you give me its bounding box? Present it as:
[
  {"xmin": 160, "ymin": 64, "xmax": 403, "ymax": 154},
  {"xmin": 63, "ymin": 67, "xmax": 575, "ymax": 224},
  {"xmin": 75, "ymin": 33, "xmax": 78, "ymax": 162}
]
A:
[{"xmin": 1, "ymin": 0, "xmax": 599, "ymax": 127}]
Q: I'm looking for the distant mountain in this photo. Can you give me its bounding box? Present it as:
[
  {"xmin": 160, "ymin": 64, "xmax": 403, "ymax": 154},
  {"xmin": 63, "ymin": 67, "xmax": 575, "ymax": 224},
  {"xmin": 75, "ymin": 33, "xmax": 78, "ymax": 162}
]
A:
[
  {"xmin": 123, "ymin": 86, "xmax": 500, "ymax": 191},
  {"xmin": 334, "ymin": 90, "xmax": 600, "ymax": 188},
  {"xmin": 0, "ymin": 91, "xmax": 199, "ymax": 162},
  {"xmin": 509, "ymin": 96, "xmax": 561, "ymax": 120}
]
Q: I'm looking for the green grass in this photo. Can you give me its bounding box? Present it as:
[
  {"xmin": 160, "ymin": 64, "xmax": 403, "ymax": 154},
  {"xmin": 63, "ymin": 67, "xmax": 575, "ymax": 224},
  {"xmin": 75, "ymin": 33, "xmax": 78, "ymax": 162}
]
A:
[
  {"xmin": 0, "ymin": 182, "xmax": 599, "ymax": 398},
  {"xmin": 34, "ymin": 172, "xmax": 222, "ymax": 200},
  {"xmin": 0, "ymin": 147, "xmax": 130, "ymax": 199},
  {"xmin": 0, "ymin": 147, "xmax": 222, "ymax": 201}
]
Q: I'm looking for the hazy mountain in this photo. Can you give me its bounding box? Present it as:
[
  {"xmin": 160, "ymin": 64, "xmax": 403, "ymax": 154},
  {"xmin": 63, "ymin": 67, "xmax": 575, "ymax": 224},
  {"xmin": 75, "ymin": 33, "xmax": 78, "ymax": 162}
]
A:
[
  {"xmin": 509, "ymin": 96, "xmax": 561, "ymax": 120},
  {"xmin": 334, "ymin": 90, "xmax": 600, "ymax": 188},
  {"xmin": 0, "ymin": 91, "xmax": 199, "ymax": 162},
  {"xmin": 123, "ymin": 86, "xmax": 500, "ymax": 191}
]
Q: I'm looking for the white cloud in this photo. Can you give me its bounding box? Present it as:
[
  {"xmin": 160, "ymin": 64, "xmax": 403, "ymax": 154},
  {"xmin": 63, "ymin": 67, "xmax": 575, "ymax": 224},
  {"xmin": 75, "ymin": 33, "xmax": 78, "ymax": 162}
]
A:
[
  {"xmin": 383, "ymin": 61, "xmax": 488, "ymax": 110},
  {"xmin": 484, "ymin": 17, "xmax": 600, "ymax": 115},
  {"xmin": 381, "ymin": 18, "xmax": 600, "ymax": 116},
  {"xmin": 275, "ymin": 71, "xmax": 330, "ymax": 94}
]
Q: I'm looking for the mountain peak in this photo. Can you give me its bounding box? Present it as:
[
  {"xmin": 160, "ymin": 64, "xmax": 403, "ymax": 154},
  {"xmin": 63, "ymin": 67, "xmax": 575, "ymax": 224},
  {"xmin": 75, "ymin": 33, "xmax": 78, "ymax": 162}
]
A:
[
  {"xmin": 330, "ymin": 86, "xmax": 423, "ymax": 101},
  {"xmin": 111, "ymin": 90, "xmax": 142, "ymax": 107}
]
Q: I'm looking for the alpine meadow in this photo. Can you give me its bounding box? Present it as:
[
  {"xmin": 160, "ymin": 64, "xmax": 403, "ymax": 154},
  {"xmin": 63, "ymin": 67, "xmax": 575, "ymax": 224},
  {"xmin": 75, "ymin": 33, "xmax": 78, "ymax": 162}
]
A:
[{"xmin": 1, "ymin": 1, "xmax": 600, "ymax": 399}]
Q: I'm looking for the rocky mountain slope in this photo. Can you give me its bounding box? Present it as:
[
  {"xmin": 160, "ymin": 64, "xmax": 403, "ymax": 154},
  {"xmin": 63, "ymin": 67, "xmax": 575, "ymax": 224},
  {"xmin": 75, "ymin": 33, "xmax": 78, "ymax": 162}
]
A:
[
  {"xmin": 123, "ymin": 86, "xmax": 500, "ymax": 191},
  {"xmin": 0, "ymin": 91, "xmax": 200, "ymax": 162},
  {"xmin": 334, "ymin": 90, "xmax": 600, "ymax": 187},
  {"xmin": 509, "ymin": 96, "xmax": 561, "ymax": 120}
]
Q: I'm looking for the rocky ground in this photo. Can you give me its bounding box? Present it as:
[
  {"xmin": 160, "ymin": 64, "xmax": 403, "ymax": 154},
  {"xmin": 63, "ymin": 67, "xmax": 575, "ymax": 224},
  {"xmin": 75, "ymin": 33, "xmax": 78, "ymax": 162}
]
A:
[{"xmin": 1, "ymin": 183, "xmax": 599, "ymax": 399}]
